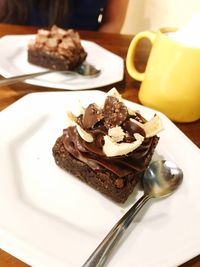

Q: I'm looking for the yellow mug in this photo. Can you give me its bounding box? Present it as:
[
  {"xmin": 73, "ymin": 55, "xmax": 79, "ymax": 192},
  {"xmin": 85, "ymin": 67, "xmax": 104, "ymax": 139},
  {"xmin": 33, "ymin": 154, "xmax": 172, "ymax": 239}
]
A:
[{"xmin": 126, "ymin": 30, "xmax": 200, "ymax": 122}]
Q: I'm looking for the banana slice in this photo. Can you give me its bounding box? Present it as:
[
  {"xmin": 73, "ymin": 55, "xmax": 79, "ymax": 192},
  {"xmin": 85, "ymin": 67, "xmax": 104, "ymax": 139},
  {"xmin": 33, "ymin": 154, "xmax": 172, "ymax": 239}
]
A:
[
  {"xmin": 103, "ymin": 133, "xmax": 144, "ymax": 157},
  {"xmin": 130, "ymin": 115, "xmax": 163, "ymax": 138},
  {"xmin": 76, "ymin": 125, "xmax": 94, "ymax": 143},
  {"xmin": 143, "ymin": 115, "xmax": 163, "ymax": 138},
  {"xmin": 66, "ymin": 111, "xmax": 93, "ymax": 142},
  {"xmin": 107, "ymin": 87, "xmax": 122, "ymax": 101},
  {"xmin": 66, "ymin": 111, "xmax": 77, "ymax": 125},
  {"xmin": 128, "ymin": 108, "xmax": 136, "ymax": 116}
]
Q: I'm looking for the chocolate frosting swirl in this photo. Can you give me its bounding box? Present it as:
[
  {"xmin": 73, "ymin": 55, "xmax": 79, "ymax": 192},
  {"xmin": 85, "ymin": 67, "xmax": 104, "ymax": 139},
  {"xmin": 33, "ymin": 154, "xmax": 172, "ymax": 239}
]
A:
[{"xmin": 62, "ymin": 95, "xmax": 159, "ymax": 177}]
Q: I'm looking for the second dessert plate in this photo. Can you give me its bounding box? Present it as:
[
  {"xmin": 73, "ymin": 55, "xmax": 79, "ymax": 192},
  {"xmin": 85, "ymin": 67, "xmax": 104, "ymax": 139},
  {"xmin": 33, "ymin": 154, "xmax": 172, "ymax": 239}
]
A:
[{"xmin": 0, "ymin": 34, "xmax": 124, "ymax": 90}]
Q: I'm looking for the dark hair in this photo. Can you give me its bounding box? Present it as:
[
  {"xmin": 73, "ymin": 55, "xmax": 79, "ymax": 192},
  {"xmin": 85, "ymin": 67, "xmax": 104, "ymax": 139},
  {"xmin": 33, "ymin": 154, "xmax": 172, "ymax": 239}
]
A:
[{"xmin": 0, "ymin": 0, "xmax": 70, "ymax": 26}]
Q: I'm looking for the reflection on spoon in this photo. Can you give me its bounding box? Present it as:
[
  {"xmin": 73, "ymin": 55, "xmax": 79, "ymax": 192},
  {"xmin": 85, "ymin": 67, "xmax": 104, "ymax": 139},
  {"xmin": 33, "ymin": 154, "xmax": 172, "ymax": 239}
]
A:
[
  {"xmin": 0, "ymin": 62, "xmax": 101, "ymax": 87},
  {"xmin": 82, "ymin": 160, "xmax": 183, "ymax": 267}
]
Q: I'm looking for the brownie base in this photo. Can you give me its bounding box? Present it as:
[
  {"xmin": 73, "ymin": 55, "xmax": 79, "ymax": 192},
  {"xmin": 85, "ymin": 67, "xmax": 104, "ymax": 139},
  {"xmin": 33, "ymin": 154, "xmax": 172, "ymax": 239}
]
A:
[
  {"xmin": 28, "ymin": 49, "xmax": 86, "ymax": 71},
  {"xmin": 52, "ymin": 136, "xmax": 158, "ymax": 203}
]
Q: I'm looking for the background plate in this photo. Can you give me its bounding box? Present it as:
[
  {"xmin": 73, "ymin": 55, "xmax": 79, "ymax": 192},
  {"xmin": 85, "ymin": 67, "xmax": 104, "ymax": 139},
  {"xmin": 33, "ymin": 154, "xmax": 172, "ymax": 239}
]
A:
[
  {"xmin": 0, "ymin": 91, "xmax": 200, "ymax": 267},
  {"xmin": 0, "ymin": 35, "xmax": 124, "ymax": 90}
]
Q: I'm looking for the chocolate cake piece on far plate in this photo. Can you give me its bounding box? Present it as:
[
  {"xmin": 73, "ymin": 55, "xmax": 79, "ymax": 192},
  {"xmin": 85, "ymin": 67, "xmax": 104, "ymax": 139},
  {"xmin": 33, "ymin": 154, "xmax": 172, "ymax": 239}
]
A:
[
  {"xmin": 28, "ymin": 25, "xmax": 87, "ymax": 71},
  {"xmin": 52, "ymin": 88, "xmax": 163, "ymax": 203}
]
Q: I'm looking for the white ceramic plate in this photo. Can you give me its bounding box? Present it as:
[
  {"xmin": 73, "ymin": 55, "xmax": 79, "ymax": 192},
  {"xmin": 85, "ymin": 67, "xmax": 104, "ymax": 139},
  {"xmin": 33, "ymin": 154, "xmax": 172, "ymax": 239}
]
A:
[
  {"xmin": 0, "ymin": 35, "xmax": 124, "ymax": 90},
  {"xmin": 0, "ymin": 91, "xmax": 200, "ymax": 267}
]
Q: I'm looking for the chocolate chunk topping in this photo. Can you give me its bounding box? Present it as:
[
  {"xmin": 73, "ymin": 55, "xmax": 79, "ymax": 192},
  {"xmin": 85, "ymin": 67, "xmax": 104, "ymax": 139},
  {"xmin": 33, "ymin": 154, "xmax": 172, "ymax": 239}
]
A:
[
  {"xmin": 103, "ymin": 96, "xmax": 128, "ymax": 128},
  {"xmin": 133, "ymin": 112, "xmax": 146, "ymax": 123},
  {"xmin": 91, "ymin": 126, "xmax": 107, "ymax": 148},
  {"xmin": 82, "ymin": 104, "xmax": 103, "ymax": 129},
  {"xmin": 123, "ymin": 120, "xmax": 146, "ymax": 137}
]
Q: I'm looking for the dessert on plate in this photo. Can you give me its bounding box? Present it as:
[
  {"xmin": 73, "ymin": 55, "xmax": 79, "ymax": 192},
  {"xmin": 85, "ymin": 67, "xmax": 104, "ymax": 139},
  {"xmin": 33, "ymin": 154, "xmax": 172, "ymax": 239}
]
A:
[
  {"xmin": 28, "ymin": 25, "xmax": 87, "ymax": 70},
  {"xmin": 52, "ymin": 88, "xmax": 163, "ymax": 203}
]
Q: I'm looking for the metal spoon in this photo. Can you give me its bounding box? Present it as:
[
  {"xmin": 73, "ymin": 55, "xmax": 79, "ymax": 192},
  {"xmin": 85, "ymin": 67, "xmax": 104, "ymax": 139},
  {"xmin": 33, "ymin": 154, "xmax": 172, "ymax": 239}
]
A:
[
  {"xmin": 0, "ymin": 62, "xmax": 101, "ymax": 87},
  {"xmin": 82, "ymin": 160, "xmax": 183, "ymax": 267}
]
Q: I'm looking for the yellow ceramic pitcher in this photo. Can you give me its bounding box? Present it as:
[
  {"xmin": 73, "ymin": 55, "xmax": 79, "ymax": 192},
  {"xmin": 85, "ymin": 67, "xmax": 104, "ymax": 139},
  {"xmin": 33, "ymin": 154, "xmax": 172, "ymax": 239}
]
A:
[{"xmin": 126, "ymin": 30, "xmax": 200, "ymax": 122}]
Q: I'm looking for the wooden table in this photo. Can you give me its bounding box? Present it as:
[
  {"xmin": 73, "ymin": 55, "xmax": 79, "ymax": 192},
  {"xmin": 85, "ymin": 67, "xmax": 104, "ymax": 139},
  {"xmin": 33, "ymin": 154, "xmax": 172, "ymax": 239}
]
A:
[{"xmin": 0, "ymin": 24, "xmax": 199, "ymax": 267}]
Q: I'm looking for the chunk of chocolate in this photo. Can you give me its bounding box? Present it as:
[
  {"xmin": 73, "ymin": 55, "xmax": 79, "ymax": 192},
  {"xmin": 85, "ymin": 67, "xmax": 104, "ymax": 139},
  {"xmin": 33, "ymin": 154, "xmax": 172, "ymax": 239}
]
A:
[
  {"xmin": 82, "ymin": 104, "xmax": 103, "ymax": 129},
  {"xmin": 103, "ymin": 96, "xmax": 128, "ymax": 128},
  {"xmin": 123, "ymin": 120, "xmax": 146, "ymax": 137}
]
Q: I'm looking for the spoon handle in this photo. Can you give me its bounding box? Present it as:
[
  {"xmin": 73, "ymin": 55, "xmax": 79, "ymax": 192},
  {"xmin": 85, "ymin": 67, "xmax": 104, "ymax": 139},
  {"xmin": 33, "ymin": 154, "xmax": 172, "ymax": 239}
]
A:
[
  {"xmin": 82, "ymin": 194, "xmax": 151, "ymax": 267},
  {"xmin": 0, "ymin": 70, "xmax": 54, "ymax": 87},
  {"xmin": 0, "ymin": 70, "xmax": 78, "ymax": 87}
]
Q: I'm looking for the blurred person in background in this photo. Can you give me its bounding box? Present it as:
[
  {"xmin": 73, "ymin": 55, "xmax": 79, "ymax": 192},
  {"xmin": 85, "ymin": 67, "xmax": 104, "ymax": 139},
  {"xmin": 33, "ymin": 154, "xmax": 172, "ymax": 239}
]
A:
[{"xmin": 0, "ymin": 0, "xmax": 129, "ymax": 33}]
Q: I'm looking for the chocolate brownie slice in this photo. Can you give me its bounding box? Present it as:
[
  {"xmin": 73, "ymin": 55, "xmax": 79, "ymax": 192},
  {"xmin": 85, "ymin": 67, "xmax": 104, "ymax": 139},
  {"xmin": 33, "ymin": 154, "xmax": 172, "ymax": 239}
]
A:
[
  {"xmin": 52, "ymin": 89, "xmax": 163, "ymax": 203},
  {"xmin": 28, "ymin": 25, "xmax": 87, "ymax": 70},
  {"xmin": 53, "ymin": 134, "xmax": 159, "ymax": 203}
]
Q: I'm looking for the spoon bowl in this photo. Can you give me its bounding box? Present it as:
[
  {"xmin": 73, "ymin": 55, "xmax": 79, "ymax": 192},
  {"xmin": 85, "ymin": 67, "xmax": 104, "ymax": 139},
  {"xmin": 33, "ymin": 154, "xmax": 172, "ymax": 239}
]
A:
[
  {"xmin": 143, "ymin": 160, "xmax": 183, "ymax": 198},
  {"xmin": 82, "ymin": 160, "xmax": 183, "ymax": 267},
  {"xmin": 76, "ymin": 62, "xmax": 101, "ymax": 77},
  {"xmin": 0, "ymin": 62, "xmax": 101, "ymax": 87}
]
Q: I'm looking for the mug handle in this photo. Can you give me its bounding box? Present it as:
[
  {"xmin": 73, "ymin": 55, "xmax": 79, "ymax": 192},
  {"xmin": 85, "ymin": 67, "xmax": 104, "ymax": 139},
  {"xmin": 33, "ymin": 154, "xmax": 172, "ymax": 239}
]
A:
[{"xmin": 126, "ymin": 31, "xmax": 156, "ymax": 81}]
